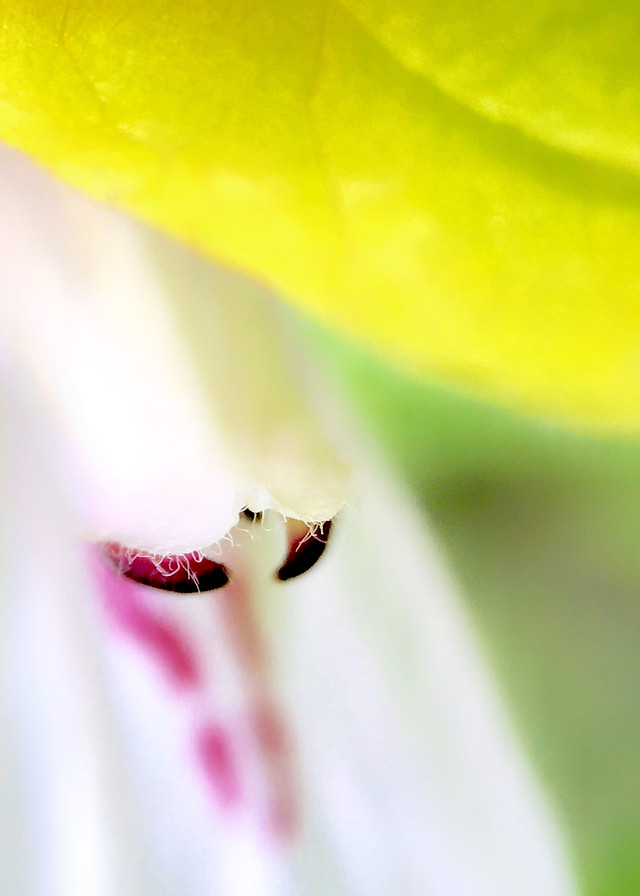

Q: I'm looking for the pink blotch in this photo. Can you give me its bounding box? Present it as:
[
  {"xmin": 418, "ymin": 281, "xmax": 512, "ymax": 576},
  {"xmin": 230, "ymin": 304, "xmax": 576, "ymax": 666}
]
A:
[
  {"xmin": 195, "ymin": 722, "xmax": 243, "ymax": 811},
  {"xmin": 92, "ymin": 547, "xmax": 202, "ymax": 690}
]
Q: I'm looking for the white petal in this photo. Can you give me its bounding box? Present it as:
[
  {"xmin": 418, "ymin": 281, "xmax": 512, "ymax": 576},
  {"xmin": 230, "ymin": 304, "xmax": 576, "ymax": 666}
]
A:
[
  {"xmin": 2, "ymin": 373, "xmax": 576, "ymax": 894},
  {"xmin": 1, "ymin": 376, "xmax": 290, "ymax": 896},
  {"xmin": 270, "ymin": 463, "xmax": 577, "ymax": 896},
  {"xmin": 0, "ymin": 145, "xmax": 575, "ymax": 895},
  {"xmin": 0, "ymin": 146, "xmax": 349, "ymax": 552}
]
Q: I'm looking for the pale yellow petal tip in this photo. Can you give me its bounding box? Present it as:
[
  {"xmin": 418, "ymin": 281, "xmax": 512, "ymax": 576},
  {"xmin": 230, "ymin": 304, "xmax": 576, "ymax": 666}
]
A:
[{"xmin": 3, "ymin": 2, "xmax": 640, "ymax": 431}]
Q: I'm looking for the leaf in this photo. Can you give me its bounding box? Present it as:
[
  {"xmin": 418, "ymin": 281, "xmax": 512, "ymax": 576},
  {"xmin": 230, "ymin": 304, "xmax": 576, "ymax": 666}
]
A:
[{"xmin": 2, "ymin": 1, "xmax": 640, "ymax": 429}]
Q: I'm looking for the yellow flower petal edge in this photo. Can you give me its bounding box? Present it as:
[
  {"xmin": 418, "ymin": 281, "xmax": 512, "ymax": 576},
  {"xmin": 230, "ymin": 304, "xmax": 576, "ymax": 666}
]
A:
[{"xmin": 3, "ymin": 1, "xmax": 640, "ymax": 431}]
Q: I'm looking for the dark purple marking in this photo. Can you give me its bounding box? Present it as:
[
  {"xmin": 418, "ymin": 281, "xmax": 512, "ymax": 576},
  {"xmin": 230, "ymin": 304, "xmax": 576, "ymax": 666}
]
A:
[{"xmin": 276, "ymin": 520, "xmax": 332, "ymax": 581}]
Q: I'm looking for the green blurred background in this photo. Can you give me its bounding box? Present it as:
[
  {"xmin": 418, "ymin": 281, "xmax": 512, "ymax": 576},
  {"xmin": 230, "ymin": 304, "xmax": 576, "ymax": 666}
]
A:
[{"xmin": 306, "ymin": 321, "xmax": 640, "ymax": 896}]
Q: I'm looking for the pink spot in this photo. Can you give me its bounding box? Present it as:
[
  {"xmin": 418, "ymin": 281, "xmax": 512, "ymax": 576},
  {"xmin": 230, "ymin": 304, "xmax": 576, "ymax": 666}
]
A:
[
  {"xmin": 265, "ymin": 793, "xmax": 298, "ymax": 843},
  {"xmin": 252, "ymin": 702, "xmax": 287, "ymax": 754},
  {"xmin": 92, "ymin": 548, "xmax": 202, "ymax": 690},
  {"xmin": 252, "ymin": 705, "xmax": 298, "ymax": 841},
  {"xmin": 218, "ymin": 582, "xmax": 299, "ymax": 841},
  {"xmin": 91, "ymin": 547, "xmax": 298, "ymax": 836},
  {"xmin": 117, "ymin": 603, "xmax": 201, "ymax": 688},
  {"xmin": 195, "ymin": 723, "xmax": 243, "ymax": 811}
]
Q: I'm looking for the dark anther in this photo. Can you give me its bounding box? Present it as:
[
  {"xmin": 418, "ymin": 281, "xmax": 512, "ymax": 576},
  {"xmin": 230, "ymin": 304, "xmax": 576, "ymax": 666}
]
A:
[
  {"xmin": 276, "ymin": 520, "xmax": 333, "ymax": 582},
  {"xmin": 161, "ymin": 564, "xmax": 229, "ymax": 594},
  {"xmin": 103, "ymin": 543, "xmax": 230, "ymax": 594},
  {"xmin": 242, "ymin": 508, "xmax": 263, "ymax": 522}
]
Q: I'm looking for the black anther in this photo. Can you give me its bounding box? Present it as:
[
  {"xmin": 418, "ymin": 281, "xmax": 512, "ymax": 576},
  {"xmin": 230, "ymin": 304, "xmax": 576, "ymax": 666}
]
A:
[{"xmin": 276, "ymin": 520, "xmax": 333, "ymax": 582}]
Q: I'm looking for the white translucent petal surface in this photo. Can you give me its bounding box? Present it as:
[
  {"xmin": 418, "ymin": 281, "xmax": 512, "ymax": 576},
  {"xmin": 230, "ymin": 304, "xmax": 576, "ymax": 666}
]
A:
[
  {"xmin": 1, "ymin": 377, "xmax": 293, "ymax": 896},
  {"xmin": 270, "ymin": 465, "xmax": 577, "ymax": 896},
  {"xmin": 1, "ymin": 377, "xmax": 577, "ymax": 895},
  {"xmin": 0, "ymin": 146, "xmax": 349, "ymax": 552}
]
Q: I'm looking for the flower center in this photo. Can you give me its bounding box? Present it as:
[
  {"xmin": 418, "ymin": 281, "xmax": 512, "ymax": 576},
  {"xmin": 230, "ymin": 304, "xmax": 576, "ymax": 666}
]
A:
[{"xmin": 101, "ymin": 511, "xmax": 335, "ymax": 593}]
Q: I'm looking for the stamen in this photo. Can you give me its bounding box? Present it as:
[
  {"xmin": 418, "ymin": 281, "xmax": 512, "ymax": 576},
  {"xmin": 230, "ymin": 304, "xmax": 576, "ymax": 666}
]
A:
[
  {"xmin": 102, "ymin": 542, "xmax": 229, "ymax": 593},
  {"xmin": 276, "ymin": 520, "xmax": 333, "ymax": 581}
]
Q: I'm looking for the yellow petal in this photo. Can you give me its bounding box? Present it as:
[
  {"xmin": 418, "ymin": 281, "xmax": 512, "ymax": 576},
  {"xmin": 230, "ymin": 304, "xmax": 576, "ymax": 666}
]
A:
[{"xmin": 2, "ymin": 2, "xmax": 640, "ymax": 430}]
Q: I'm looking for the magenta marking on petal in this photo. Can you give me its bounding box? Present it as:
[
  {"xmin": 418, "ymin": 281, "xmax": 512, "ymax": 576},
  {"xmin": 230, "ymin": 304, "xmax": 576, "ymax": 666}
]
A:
[
  {"xmin": 250, "ymin": 702, "xmax": 299, "ymax": 842},
  {"xmin": 195, "ymin": 723, "xmax": 243, "ymax": 811},
  {"xmin": 217, "ymin": 580, "xmax": 300, "ymax": 843},
  {"xmin": 91, "ymin": 546, "xmax": 299, "ymax": 834},
  {"xmin": 264, "ymin": 793, "xmax": 298, "ymax": 844},
  {"xmin": 252, "ymin": 702, "xmax": 287, "ymax": 754},
  {"xmin": 116, "ymin": 603, "xmax": 201, "ymax": 688},
  {"xmin": 92, "ymin": 547, "xmax": 202, "ymax": 690}
]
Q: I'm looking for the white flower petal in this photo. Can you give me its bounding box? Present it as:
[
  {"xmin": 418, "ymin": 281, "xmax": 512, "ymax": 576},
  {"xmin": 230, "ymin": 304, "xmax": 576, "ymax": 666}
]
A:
[
  {"xmin": 0, "ymin": 143, "xmax": 575, "ymax": 896},
  {"xmin": 1, "ymin": 376, "xmax": 576, "ymax": 894},
  {"xmin": 0, "ymin": 145, "xmax": 350, "ymax": 552},
  {"xmin": 271, "ymin": 463, "xmax": 577, "ymax": 895}
]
